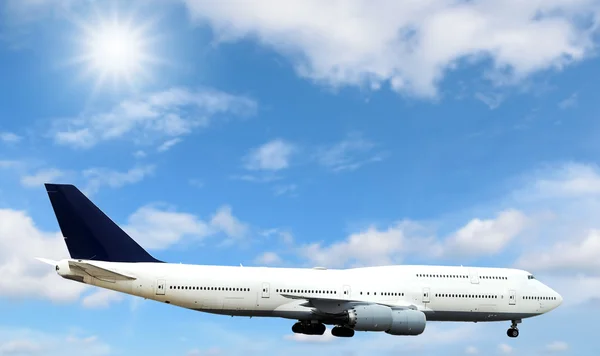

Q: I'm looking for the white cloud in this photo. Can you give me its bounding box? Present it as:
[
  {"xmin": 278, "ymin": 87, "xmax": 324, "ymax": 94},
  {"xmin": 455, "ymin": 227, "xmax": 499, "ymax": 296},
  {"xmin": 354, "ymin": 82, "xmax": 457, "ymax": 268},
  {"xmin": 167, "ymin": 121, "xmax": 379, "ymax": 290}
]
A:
[
  {"xmin": 541, "ymin": 274, "xmax": 600, "ymax": 307},
  {"xmin": 475, "ymin": 92, "xmax": 504, "ymax": 109},
  {"xmin": 316, "ymin": 133, "xmax": 385, "ymax": 172},
  {"xmin": 187, "ymin": 347, "xmax": 223, "ymax": 356},
  {"xmin": 20, "ymin": 168, "xmax": 66, "ymax": 188},
  {"xmin": 558, "ymin": 92, "xmax": 578, "ymax": 109},
  {"xmin": 244, "ymin": 139, "xmax": 296, "ymax": 171},
  {"xmin": 52, "ymin": 87, "xmax": 256, "ymax": 149},
  {"xmin": 280, "ymin": 231, "xmax": 294, "ymax": 245},
  {"xmin": 517, "ymin": 162, "xmax": 600, "ymax": 200},
  {"xmin": 209, "ymin": 205, "xmax": 248, "ymax": 239},
  {"xmin": 262, "ymin": 228, "xmax": 294, "ymax": 245},
  {"xmin": 0, "ymin": 160, "xmax": 21, "ymax": 169},
  {"xmin": 124, "ymin": 204, "xmax": 248, "ymax": 250},
  {"xmin": 299, "ymin": 221, "xmax": 432, "ymax": 268},
  {"xmin": 515, "ymin": 229, "xmax": 600, "ymax": 274},
  {"xmin": 81, "ymin": 289, "xmax": 124, "ymax": 309},
  {"xmin": 183, "ymin": 0, "xmax": 600, "ymax": 97},
  {"xmin": 254, "ymin": 252, "xmax": 282, "ymax": 265},
  {"xmin": 498, "ymin": 343, "xmax": 513, "ymax": 354},
  {"xmin": 442, "ymin": 209, "xmax": 530, "ymax": 257},
  {"xmin": 285, "ymin": 161, "xmax": 600, "ymax": 271},
  {"xmin": 3, "ymin": 0, "xmax": 75, "ymax": 25},
  {"xmin": 123, "ymin": 205, "xmax": 212, "ymax": 250},
  {"xmin": 157, "ymin": 137, "xmax": 183, "ymax": 152},
  {"xmin": 273, "ymin": 184, "xmax": 298, "ymax": 197},
  {"xmin": 297, "ymin": 209, "xmax": 530, "ymax": 268},
  {"xmin": 507, "ymin": 162, "xmax": 600, "ymax": 278},
  {"xmin": 0, "ymin": 131, "xmax": 22, "ymax": 144},
  {"xmin": 0, "ymin": 209, "xmax": 87, "ymax": 302},
  {"xmin": 189, "ymin": 178, "xmax": 204, "ymax": 188},
  {"xmin": 82, "ymin": 164, "xmax": 155, "ymax": 195},
  {"xmin": 133, "ymin": 150, "xmax": 147, "ymax": 158},
  {"xmin": 230, "ymin": 173, "xmax": 282, "ymax": 183},
  {"xmin": 0, "ymin": 338, "xmax": 42, "ymax": 354},
  {"xmin": 545, "ymin": 341, "xmax": 569, "ymax": 353},
  {"xmin": 465, "ymin": 346, "xmax": 479, "ymax": 355},
  {"xmin": 0, "ymin": 326, "xmax": 110, "ymax": 356}
]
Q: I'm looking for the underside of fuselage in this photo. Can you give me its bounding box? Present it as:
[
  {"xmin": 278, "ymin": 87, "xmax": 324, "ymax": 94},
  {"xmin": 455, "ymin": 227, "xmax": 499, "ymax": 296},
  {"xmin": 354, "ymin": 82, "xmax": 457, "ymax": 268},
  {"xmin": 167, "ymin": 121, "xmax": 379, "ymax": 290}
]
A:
[{"xmin": 193, "ymin": 307, "xmax": 541, "ymax": 323}]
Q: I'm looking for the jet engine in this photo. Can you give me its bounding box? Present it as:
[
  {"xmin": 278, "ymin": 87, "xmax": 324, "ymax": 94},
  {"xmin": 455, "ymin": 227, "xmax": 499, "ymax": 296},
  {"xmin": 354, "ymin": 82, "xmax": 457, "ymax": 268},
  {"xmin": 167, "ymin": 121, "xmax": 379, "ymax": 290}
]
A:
[
  {"xmin": 347, "ymin": 304, "xmax": 394, "ymax": 331},
  {"xmin": 386, "ymin": 309, "xmax": 427, "ymax": 335},
  {"xmin": 345, "ymin": 305, "xmax": 426, "ymax": 335}
]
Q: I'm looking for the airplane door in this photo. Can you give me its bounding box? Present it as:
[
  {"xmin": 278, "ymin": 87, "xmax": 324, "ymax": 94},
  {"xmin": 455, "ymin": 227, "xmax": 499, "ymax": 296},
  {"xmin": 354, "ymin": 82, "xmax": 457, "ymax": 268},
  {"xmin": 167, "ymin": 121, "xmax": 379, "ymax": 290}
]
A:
[
  {"xmin": 469, "ymin": 269, "xmax": 480, "ymax": 284},
  {"xmin": 156, "ymin": 279, "xmax": 166, "ymax": 296},
  {"xmin": 261, "ymin": 282, "xmax": 270, "ymax": 298},
  {"xmin": 422, "ymin": 287, "xmax": 430, "ymax": 304},
  {"xmin": 343, "ymin": 285, "xmax": 351, "ymax": 299},
  {"xmin": 508, "ymin": 290, "xmax": 516, "ymax": 305}
]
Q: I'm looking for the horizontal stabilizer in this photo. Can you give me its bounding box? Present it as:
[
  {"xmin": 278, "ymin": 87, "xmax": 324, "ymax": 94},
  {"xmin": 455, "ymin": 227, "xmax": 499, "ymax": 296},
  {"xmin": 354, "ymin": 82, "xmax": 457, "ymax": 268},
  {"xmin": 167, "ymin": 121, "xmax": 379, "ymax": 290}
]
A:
[
  {"xmin": 68, "ymin": 260, "xmax": 136, "ymax": 281},
  {"xmin": 35, "ymin": 257, "xmax": 58, "ymax": 266}
]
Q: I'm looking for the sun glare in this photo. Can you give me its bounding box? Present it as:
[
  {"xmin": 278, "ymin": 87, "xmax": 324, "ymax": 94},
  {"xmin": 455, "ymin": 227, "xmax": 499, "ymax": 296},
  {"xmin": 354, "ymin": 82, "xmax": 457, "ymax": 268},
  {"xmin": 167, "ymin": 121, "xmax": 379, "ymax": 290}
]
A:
[
  {"xmin": 70, "ymin": 9, "xmax": 163, "ymax": 92},
  {"xmin": 88, "ymin": 23, "xmax": 144, "ymax": 76}
]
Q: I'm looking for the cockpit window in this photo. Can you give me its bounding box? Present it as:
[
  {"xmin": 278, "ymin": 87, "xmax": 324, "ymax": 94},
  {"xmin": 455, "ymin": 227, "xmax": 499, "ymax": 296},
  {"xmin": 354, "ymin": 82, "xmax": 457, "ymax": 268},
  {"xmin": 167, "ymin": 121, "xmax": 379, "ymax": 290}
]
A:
[{"xmin": 528, "ymin": 275, "xmax": 535, "ymax": 280}]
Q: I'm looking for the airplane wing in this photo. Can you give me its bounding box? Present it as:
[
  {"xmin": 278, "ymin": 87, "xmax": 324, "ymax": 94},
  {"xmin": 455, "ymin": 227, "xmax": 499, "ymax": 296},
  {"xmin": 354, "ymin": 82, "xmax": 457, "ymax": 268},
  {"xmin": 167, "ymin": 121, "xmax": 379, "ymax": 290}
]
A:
[
  {"xmin": 68, "ymin": 260, "xmax": 137, "ymax": 281},
  {"xmin": 280, "ymin": 293, "xmax": 419, "ymax": 315}
]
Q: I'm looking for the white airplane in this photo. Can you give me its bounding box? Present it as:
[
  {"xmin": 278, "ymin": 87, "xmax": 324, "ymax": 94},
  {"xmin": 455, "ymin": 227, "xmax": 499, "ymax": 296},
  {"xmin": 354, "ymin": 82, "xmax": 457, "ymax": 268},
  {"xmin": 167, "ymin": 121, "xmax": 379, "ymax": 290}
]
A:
[{"xmin": 37, "ymin": 184, "xmax": 562, "ymax": 338}]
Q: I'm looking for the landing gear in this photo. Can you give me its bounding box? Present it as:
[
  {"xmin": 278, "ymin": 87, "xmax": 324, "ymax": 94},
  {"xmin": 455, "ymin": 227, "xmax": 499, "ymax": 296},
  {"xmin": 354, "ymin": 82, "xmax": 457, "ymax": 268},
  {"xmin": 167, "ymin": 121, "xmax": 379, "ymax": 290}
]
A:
[
  {"xmin": 507, "ymin": 328, "xmax": 519, "ymax": 338},
  {"xmin": 331, "ymin": 326, "xmax": 355, "ymax": 338},
  {"xmin": 507, "ymin": 319, "xmax": 520, "ymax": 338},
  {"xmin": 291, "ymin": 321, "xmax": 326, "ymax": 335},
  {"xmin": 292, "ymin": 322, "xmax": 303, "ymax": 334}
]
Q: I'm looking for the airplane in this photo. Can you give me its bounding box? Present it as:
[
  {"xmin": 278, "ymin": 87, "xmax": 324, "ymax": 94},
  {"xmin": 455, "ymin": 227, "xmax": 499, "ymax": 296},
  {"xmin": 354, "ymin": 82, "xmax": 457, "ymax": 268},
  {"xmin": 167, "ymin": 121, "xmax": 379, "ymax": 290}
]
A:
[{"xmin": 37, "ymin": 183, "xmax": 562, "ymax": 338}]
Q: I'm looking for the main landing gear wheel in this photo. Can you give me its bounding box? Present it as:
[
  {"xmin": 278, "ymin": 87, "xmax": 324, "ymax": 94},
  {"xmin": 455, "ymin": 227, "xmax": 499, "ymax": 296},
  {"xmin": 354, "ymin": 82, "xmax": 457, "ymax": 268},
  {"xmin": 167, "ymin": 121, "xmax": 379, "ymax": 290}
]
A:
[
  {"xmin": 506, "ymin": 328, "xmax": 519, "ymax": 338},
  {"xmin": 507, "ymin": 319, "xmax": 520, "ymax": 338},
  {"xmin": 292, "ymin": 321, "xmax": 326, "ymax": 335},
  {"xmin": 331, "ymin": 326, "xmax": 355, "ymax": 338}
]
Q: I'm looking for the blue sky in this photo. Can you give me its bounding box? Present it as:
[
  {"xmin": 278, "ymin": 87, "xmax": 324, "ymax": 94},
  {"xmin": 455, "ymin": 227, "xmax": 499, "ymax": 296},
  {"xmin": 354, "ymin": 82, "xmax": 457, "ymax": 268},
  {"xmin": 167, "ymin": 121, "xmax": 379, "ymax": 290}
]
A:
[{"xmin": 1, "ymin": 0, "xmax": 600, "ymax": 355}]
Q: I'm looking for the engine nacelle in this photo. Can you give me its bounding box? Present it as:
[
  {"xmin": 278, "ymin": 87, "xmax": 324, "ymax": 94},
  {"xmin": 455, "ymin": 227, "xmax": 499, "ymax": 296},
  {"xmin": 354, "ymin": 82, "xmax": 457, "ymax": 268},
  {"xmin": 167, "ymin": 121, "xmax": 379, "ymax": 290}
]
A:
[
  {"xmin": 347, "ymin": 304, "xmax": 393, "ymax": 331},
  {"xmin": 385, "ymin": 310, "xmax": 427, "ymax": 336},
  {"xmin": 346, "ymin": 305, "xmax": 427, "ymax": 335}
]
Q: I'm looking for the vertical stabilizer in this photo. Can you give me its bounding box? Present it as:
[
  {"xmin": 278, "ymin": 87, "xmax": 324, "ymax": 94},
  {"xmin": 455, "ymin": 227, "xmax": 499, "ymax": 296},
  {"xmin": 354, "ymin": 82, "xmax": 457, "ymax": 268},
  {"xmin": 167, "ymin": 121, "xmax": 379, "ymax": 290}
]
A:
[{"xmin": 44, "ymin": 183, "xmax": 162, "ymax": 263}]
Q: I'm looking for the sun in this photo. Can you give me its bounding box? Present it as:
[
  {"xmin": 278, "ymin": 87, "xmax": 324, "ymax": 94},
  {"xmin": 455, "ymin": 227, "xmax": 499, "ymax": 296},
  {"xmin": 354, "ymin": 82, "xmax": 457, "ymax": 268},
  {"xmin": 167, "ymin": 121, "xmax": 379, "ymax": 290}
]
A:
[
  {"xmin": 86, "ymin": 22, "xmax": 145, "ymax": 78},
  {"xmin": 69, "ymin": 10, "xmax": 163, "ymax": 92}
]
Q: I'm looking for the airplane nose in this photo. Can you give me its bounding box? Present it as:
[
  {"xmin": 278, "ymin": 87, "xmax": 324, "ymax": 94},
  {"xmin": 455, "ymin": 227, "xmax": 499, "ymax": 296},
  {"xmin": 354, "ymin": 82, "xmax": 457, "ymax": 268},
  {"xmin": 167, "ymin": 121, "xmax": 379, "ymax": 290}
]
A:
[{"xmin": 557, "ymin": 293, "xmax": 563, "ymax": 306}]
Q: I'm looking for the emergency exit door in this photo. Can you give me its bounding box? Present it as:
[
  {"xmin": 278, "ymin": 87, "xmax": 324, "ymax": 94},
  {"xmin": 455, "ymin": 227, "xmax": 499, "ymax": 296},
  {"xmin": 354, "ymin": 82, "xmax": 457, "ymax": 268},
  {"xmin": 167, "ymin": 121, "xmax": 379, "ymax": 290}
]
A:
[
  {"xmin": 422, "ymin": 287, "xmax": 430, "ymax": 303},
  {"xmin": 156, "ymin": 279, "xmax": 166, "ymax": 295},
  {"xmin": 261, "ymin": 282, "xmax": 270, "ymax": 298}
]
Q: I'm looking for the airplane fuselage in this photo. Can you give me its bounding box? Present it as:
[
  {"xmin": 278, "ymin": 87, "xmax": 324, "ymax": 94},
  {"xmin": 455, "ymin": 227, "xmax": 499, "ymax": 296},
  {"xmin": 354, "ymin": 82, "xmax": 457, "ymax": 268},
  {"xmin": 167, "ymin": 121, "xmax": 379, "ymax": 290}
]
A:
[{"xmin": 56, "ymin": 259, "xmax": 562, "ymax": 329}]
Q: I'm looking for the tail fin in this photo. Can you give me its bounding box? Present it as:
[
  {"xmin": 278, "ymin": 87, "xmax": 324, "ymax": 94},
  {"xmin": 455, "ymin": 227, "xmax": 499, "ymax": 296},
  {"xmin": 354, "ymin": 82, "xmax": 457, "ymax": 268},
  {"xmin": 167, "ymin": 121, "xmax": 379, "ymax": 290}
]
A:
[{"xmin": 44, "ymin": 183, "xmax": 162, "ymax": 263}]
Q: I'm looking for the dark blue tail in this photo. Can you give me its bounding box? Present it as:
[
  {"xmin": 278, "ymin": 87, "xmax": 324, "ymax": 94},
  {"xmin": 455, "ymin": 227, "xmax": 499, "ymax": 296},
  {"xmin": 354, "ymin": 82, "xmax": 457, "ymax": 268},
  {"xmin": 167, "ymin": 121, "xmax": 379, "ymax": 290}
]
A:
[{"xmin": 44, "ymin": 183, "xmax": 162, "ymax": 263}]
